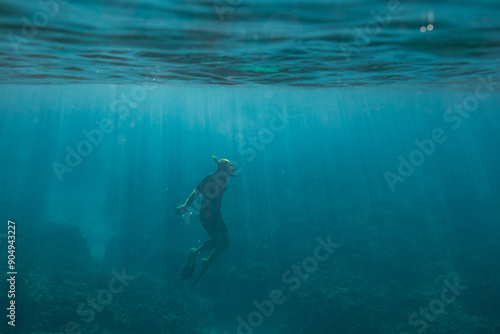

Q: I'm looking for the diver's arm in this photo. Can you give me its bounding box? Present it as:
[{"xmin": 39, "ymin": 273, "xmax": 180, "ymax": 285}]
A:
[
  {"xmin": 184, "ymin": 189, "xmax": 199, "ymax": 207},
  {"xmin": 174, "ymin": 189, "xmax": 200, "ymax": 215}
]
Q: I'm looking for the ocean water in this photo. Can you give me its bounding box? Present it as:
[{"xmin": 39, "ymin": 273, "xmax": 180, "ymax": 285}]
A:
[{"xmin": 1, "ymin": 0, "xmax": 500, "ymax": 333}]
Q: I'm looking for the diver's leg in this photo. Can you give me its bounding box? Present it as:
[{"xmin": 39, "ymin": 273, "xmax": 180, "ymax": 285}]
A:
[
  {"xmin": 193, "ymin": 239, "xmax": 216, "ymax": 254},
  {"xmin": 194, "ymin": 216, "xmax": 219, "ymax": 254},
  {"xmin": 190, "ymin": 217, "xmax": 229, "ymax": 286},
  {"xmin": 181, "ymin": 240, "xmax": 216, "ymax": 280},
  {"xmin": 203, "ymin": 231, "xmax": 230, "ymax": 268},
  {"xmin": 191, "ymin": 231, "xmax": 230, "ymax": 286}
]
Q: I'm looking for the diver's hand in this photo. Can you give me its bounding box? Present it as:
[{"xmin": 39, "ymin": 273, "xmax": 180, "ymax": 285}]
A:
[{"xmin": 174, "ymin": 205, "xmax": 188, "ymax": 215}]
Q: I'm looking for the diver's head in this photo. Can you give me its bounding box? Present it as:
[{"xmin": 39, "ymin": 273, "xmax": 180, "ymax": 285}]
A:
[
  {"xmin": 213, "ymin": 156, "xmax": 235, "ymax": 176},
  {"xmin": 216, "ymin": 158, "xmax": 235, "ymax": 175}
]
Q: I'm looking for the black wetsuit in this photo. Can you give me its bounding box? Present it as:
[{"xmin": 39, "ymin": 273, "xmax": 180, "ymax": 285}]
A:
[{"xmin": 196, "ymin": 173, "xmax": 228, "ymax": 236}]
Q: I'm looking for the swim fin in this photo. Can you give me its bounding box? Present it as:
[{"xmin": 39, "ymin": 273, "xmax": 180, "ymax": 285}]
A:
[
  {"xmin": 190, "ymin": 259, "xmax": 209, "ymax": 287},
  {"xmin": 181, "ymin": 248, "xmax": 198, "ymax": 280}
]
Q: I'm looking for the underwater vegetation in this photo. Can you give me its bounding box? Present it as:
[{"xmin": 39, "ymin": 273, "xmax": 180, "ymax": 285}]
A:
[
  {"xmin": 12, "ymin": 193, "xmax": 500, "ymax": 334},
  {"xmin": 15, "ymin": 223, "xmax": 212, "ymax": 334}
]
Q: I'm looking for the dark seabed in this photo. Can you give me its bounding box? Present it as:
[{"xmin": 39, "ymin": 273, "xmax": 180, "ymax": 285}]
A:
[{"xmin": 0, "ymin": 0, "xmax": 499, "ymax": 333}]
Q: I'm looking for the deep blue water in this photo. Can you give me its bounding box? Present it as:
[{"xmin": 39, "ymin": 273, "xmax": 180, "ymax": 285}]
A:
[{"xmin": 1, "ymin": 1, "xmax": 500, "ymax": 334}]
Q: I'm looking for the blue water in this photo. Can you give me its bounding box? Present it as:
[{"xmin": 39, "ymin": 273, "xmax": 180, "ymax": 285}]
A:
[
  {"xmin": 1, "ymin": 0, "xmax": 500, "ymax": 85},
  {"xmin": 1, "ymin": 1, "xmax": 500, "ymax": 334}
]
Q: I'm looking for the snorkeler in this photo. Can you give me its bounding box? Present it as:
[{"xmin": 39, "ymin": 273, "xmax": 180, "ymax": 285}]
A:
[{"xmin": 174, "ymin": 156, "xmax": 235, "ymax": 286}]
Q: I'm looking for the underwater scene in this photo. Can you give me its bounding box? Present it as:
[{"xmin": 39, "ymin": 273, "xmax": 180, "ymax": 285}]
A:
[{"xmin": 1, "ymin": 0, "xmax": 500, "ymax": 333}]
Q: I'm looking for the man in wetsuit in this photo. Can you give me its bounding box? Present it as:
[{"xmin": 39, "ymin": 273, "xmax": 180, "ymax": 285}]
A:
[{"xmin": 174, "ymin": 156, "xmax": 235, "ymax": 285}]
